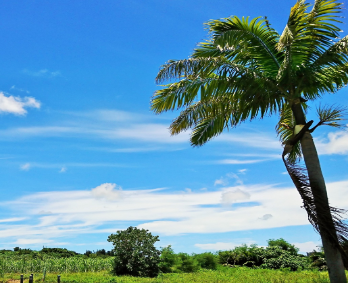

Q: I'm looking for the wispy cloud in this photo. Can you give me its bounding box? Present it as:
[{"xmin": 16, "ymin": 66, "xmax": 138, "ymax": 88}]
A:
[
  {"xmin": 0, "ymin": 217, "xmax": 26, "ymax": 223},
  {"xmin": 2, "ymin": 178, "xmax": 347, "ymax": 245},
  {"xmin": 0, "ymin": 92, "xmax": 40, "ymax": 115},
  {"xmin": 214, "ymin": 172, "xmax": 244, "ymax": 186},
  {"xmin": 217, "ymin": 159, "xmax": 270, "ymax": 164},
  {"xmin": 23, "ymin": 69, "xmax": 61, "ymax": 78},
  {"xmin": 217, "ymin": 133, "xmax": 281, "ymax": 150},
  {"xmin": 18, "ymin": 162, "xmax": 128, "ymax": 170},
  {"xmin": 10, "ymin": 85, "xmax": 30, "ymax": 94},
  {"xmin": 20, "ymin": 163, "xmax": 31, "ymax": 171},
  {"xmin": 195, "ymin": 240, "xmax": 255, "ymax": 251}
]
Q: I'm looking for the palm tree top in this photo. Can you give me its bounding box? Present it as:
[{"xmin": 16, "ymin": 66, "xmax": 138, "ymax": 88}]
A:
[{"xmin": 152, "ymin": 0, "xmax": 347, "ymax": 150}]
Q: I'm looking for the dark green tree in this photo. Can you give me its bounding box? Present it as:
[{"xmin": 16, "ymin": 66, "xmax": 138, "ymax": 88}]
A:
[
  {"xmin": 107, "ymin": 226, "xmax": 161, "ymax": 277},
  {"xmin": 267, "ymin": 238, "xmax": 299, "ymax": 255},
  {"xmin": 151, "ymin": 0, "xmax": 348, "ymax": 281}
]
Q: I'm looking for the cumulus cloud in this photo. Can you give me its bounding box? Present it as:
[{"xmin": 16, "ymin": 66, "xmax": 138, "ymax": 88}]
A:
[
  {"xmin": 221, "ymin": 188, "xmax": 251, "ymax": 205},
  {"xmin": 293, "ymin": 241, "xmax": 321, "ymax": 253},
  {"xmin": 91, "ymin": 183, "xmax": 123, "ymax": 201},
  {"xmin": 316, "ymin": 130, "xmax": 348, "ymax": 155},
  {"xmin": 20, "ymin": 163, "xmax": 31, "ymax": 171},
  {"xmin": 0, "ymin": 92, "xmax": 40, "ymax": 115}
]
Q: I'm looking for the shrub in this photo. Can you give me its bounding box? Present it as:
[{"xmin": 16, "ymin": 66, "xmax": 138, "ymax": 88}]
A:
[
  {"xmin": 159, "ymin": 245, "xmax": 178, "ymax": 273},
  {"xmin": 194, "ymin": 252, "xmax": 218, "ymax": 270},
  {"xmin": 107, "ymin": 226, "xmax": 161, "ymax": 277},
  {"xmin": 217, "ymin": 239, "xmax": 309, "ymax": 271},
  {"xmin": 176, "ymin": 253, "xmax": 200, "ymax": 273}
]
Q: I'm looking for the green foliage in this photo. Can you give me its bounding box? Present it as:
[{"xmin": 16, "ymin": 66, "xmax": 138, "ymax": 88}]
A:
[
  {"xmin": 159, "ymin": 246, "xmax": 177, "ymax": 273},
  {"xmin": 193, "ymin": 252, "xmax": 218, "ymax": 270},
  {"xmin": 107, "ymin": 226, "xmax": 161, "ymax": 277},
  {"xmin": 308, "ymin": 249, "xmax": 327, "ymax": 271},
  {"xmin": 1, "ymin": 268, "xmax": 343, "ymax": 283},
  {"xmin": 218, "ymin": 239, "xmax": 308, "ymax": 271},
  {"xmin": 175, "ymin": 253, "xmax": 200, "ymax": 273},
  {"xmin": 40, "ymin": 247, "xmax": 78, "ymax": 258},
  {"xmin": 0, "ymin": 256, "xmax": 113, "ymax": 273},
  {"xmin": 267, "ymin": 238, "xmax": 299, "ymax": 255},
  {"xmin": 151, "ymin": 0, "xmax": 348, "ymax": 160}
]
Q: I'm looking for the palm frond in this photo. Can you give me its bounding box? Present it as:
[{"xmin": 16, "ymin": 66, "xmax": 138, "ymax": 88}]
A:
[
  {"xmin": 205, "ymin": 15, "xmax": 281, "ymax": 77},
  {"xmin": 303, "ymin": 0, "xmax": 343, "ymax": 64},
  {"xmin": 190, "ymin": 114, "xmax": 229, "ymax": 146},
  {"xmin": 310, "ymin": 35, "xmax": 348, "ymax": 71},
  {"xmin": 316, "ymin": 104, "xmax": 347, "ymax": 128}
]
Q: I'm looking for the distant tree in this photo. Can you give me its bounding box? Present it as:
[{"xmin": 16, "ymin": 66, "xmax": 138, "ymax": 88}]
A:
[
  {"xmin": 159, "ymin": 245, "xmax": 178, "ymax": 273},
  {"xmin": 107, "ymin": 226, "xmax": 161, "ymax": 277},
  {"xmin": 96, "ymin": 249, "xmax": 106, "ymax": 256},
  {"xmin": 84, "ymin": 250, "xmax": 92, "ymax": 257},
  {"xmin": 40, "ymin": 247, "xmax": 78, "ymax": 258},
  {"xmin": 267, "ymin": 238, "xmax": 299, "ymax": 255}
]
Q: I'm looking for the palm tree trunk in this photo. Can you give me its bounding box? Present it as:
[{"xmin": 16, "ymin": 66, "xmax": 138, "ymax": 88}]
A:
[
  {"xmin": 292, "ymin": 102, "xmax": 347, "ymax": 283},
  {"xmin": 300, "ymin": 132, "xmax": 346, "ymax": 283}
]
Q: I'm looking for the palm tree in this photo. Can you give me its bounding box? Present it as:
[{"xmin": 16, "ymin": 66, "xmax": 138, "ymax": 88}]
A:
[{"xmin": 151, "ymin": 0, "xmax": 348, "ymax": 282}]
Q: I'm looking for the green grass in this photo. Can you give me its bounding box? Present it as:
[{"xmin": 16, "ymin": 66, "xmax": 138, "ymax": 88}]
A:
[{"xmin": 2, "ymin": 267, "xmax": 345, "ymax": 283}]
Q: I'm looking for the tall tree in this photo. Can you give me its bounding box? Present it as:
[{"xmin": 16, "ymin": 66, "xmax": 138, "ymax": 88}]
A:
[{"xmin": 151, "ymin": 0, "xmax": 348, "ymax": 282}]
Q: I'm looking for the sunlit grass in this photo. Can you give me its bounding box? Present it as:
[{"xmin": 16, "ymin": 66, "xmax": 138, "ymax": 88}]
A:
[{"xmin": 2, "ymin": 267, "xmax": 344, "ymax": 283}]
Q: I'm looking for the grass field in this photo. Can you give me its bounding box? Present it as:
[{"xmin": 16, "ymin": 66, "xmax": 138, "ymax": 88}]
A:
[{"xmin": 3, "ymin": 267, "xmax": 345, "ymax": 283}]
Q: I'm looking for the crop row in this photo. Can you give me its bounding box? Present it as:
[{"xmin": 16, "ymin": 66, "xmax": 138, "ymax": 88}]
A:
[{"xmin": 0, "ymin": 257, "xmax": 114, "ymax": 273}]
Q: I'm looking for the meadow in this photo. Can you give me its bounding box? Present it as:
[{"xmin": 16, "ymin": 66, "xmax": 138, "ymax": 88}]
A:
[{"xmin": 1, "ymin": 268, "xmax": 343, "ymax": 283}]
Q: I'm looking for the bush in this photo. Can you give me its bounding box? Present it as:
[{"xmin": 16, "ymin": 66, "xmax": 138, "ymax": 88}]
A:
[
  {"xmin": 217, "ymin": 239, "xmax": 309, "ymax": 271},
  {"xmin": 159, "ymin": 245, "xmax": 177, "ymax": 273},
  {"xmin": 194, "ymin": 252, "xmax": 218, "ymax": 270},
  {"xmin": 40, "ymin": 247, "xmax": 78, "ymax": 258},
  {"xmin": 107, "ymin": 226, "xmax": 161, "ymax": 277},
  {"xmin": 176, "ymin": 253, "xmax": 200, "ymax": 273}
]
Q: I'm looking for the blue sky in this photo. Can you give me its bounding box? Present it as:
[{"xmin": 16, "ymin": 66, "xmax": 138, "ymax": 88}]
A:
[{"xmin": 1, "ymin": 0, "xmax": 348, "ymax": 254}]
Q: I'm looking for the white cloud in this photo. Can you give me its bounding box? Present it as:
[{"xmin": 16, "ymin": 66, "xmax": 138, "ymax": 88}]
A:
[
  {"xmin": 292, "ymin": 241, "xmax": 321, "ymax": 253},
  {"xmin": 59, "ymin": 167, "xmax": 67, "ymax": 173},
  {"xmin": 91, "ymin": 183, "xmax": 123, "ymax": 201},
  {"xmin": 20, "ymin": 163, "xmax": 31, "ymax": 171},
  {"xmin": 37, "ymin": 210, "xmax": 53, "ymax": 215},
  {"xmin": 214, "ymin": 178, "xmax": 228, "ymax": 186},
  {"xmin": 0, "ymin": 92, "xmax": 40, "ymax": 115},
  {"xmin": 316, "ymin": 130, "xmax": 348, "ymax": 155},
  {"xmin": 14, "ymin": 238, "xmax": 54, "ymax": 245},
  {"xmin": 195, "ymin": 241, "xmax": 254, "ymax": 251},
  {"xmin": 217, "ymin": 159, "xmax": 270, "ymax": 164},
  {"xmin": 1, "ymin": 178, "xmax": 348, "ymax": 241},
  {"xmin": 218, "ymin": 133, "xmax": 281, "ymax": 150},
  {"xmin": 238, "ymin": 169, "xmax": 247, "ymax": 174},
  {"xmin": 215, "ymin": 172, "xmax": 243, "ymax": 186},
  {"xmin": 0, "ymin": 217, "xmax": 26, "ymax": 223},
  {"xmin": 23, "ymin": 69, "xmax": 61, "ymax": 77},
  {"xmin": 10, "ymin": 85, "xmax": 30, "ymax": 93},
  {"xmin": 221, "ymin": 188, "xmax": 250, "ymax": 204}
]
